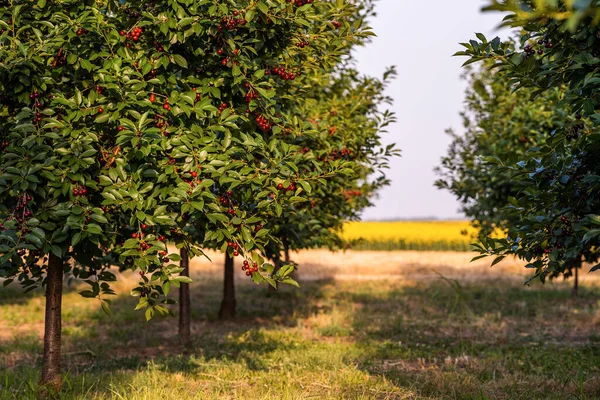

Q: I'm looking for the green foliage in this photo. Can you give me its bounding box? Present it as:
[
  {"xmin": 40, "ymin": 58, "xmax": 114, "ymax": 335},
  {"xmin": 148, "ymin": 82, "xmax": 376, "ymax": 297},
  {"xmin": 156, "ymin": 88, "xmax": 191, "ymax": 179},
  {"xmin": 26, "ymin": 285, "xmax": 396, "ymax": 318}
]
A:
[
  {"xmin": 189, "ymin": 0, "xmax": 399, "ymax": 284},
  {"xmin": 0, "ymin": 0, "xmax": 378, "ymax": 315},
  {"xmin": 436, "ymin": 57, "xmax": 565, "ymax": 236},
  {"xmin": 262, "ymin": 65, "xmax": 398, "ymax": 266},
  {"xmin": 454, "ymin": 1, "xmax": 600, "ymax": 282}
]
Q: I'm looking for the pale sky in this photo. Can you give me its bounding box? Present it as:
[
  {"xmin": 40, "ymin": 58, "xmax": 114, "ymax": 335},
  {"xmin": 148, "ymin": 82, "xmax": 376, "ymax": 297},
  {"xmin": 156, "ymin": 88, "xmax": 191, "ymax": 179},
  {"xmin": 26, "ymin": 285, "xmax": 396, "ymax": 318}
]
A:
[{"xmin": 354, "ymin": 0, "xmax": 508, "ymax": 220}]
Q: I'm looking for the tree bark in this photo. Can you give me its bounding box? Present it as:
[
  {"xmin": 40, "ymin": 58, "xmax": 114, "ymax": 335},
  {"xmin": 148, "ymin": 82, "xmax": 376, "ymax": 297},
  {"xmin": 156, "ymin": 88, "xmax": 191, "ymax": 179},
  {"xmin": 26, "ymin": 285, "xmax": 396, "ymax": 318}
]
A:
[
  {"xmin": 218, "ymin": 253, "xmax": 236, "ymax": 319},
  {"xmin": 572, "ymin": 266, "xmax": 579, "ymax": 298},
  {"xmin": 39, "ymin": 253, "xmax": 63, "ymax": 398},
  {"xmin": 284, "ymin": 245, "xmax": 290, "ymax": 265},
  {"xmin": 179, "ymin": 247, "xmax": 191, "ymax": 345}
]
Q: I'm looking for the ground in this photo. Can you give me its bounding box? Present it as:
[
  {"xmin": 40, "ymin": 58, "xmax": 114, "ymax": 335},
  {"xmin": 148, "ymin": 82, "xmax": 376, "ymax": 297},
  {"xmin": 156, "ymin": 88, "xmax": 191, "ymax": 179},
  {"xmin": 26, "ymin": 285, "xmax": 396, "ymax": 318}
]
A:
[{"xmin": 1, "ymin": 250, "xmax": 599, "ymax": 399}]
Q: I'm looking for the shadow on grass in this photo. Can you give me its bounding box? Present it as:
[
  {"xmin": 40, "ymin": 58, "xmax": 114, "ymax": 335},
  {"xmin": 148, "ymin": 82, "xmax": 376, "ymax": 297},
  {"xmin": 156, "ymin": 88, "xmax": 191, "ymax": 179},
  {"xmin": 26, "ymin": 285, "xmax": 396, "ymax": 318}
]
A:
[
  {"xmin": 348, "ymin": 278, "xmax": 600, "ymax": 399},
  {"xmin": 2, "ymin": 272, "xmax": 600, "ymax": 399},
  {"xmin": 0, "ymin": 276, "xmax": 335, "ymax": 370}
]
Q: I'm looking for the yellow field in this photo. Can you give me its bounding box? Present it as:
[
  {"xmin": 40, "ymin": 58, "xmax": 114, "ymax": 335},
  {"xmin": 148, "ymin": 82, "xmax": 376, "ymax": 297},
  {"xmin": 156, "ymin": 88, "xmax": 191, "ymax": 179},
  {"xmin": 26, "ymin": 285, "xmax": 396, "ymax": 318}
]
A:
[{"xmin": 341, "ymin": 220, "xmax": 477, "ymax": 251}]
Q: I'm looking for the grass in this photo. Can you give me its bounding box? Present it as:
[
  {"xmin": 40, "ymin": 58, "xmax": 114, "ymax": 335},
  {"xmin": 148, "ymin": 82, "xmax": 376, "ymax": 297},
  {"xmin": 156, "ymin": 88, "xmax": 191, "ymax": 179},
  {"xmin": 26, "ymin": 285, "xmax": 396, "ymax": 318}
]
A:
[
  {"xmin": 342, "ymin": 221, "xmax": 478, "ymax": 252},
  {"xmin": 1, "ymin": 250, "xmax": 600, "ymax": 399}
]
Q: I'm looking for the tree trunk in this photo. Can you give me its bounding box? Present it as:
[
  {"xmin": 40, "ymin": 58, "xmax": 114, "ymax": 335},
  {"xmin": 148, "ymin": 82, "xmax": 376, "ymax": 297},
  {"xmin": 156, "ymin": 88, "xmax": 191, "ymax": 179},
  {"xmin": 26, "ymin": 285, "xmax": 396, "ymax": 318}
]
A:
[
  {"xmin": 39, "ymin": 253, "xmax": 64, "ymax": 398},
  {"xmin": 218, "ymin": 253, "xmax": 236, "ymax": 319},
  {"xmin": 269, "ymin": 251, "xmax": 282, "ymax": 293},
  {"xmin": 284, "ymin": 245, "xmax": 290, "ymax": 265},
  {"xmin": 283, "ymin": 239, "xmax": 297, "ymax": 281},
  {"xmin": 179, "ymin": 247, "xmax": 191, "ymax": 345},
  {"xmin": 572, "ymin": 267, "xmax": 579, "ymax": 298}
]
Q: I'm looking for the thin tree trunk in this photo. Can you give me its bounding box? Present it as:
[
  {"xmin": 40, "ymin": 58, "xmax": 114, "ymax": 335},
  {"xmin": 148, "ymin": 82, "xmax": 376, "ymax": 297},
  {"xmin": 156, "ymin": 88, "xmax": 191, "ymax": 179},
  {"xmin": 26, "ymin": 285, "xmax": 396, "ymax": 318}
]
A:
[
  {"xmin": 39, "ymin": 253, "xmax": 63, "ymax": 398},
  {"xmin": 283, "ymin": 239, "xmax": 297, "ymax": 281},
  {"xmin": 179, "ymin": 247, "xmax": 191, "ymax": 345},
  {"xmin": 284, "ymin": 245, "xmax": 290, "ymax": 265},
  {"xmin": 572, "ymin": 267, "xmax": 579, "ymax": 298},
  {"xmin": 269, "ymin": 251, "xmax": 282, "ymax": 293},
  {"xmin": 218, "ymin": 253, "xmax": 236, "ymax": 319}
]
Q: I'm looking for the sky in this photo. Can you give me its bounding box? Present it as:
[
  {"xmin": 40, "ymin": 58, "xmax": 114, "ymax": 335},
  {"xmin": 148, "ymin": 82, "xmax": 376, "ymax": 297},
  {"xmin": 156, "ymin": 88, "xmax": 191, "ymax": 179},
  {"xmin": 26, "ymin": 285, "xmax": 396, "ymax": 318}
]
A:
[{"xmin": 353, "ymin": 0, "xmax": 509, "ymax": 221}]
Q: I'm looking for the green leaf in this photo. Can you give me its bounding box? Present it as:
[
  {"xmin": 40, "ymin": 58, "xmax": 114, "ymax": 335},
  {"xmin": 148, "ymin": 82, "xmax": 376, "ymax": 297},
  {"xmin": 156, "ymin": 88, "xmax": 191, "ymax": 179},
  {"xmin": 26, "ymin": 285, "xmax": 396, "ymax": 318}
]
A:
[
  {"xmin": 173, "ymin": 276, "xmax": 192, "ymax": 284},
  {"xmin": 101, "ymin": 301, "xmax": 112, "ymax": 316},
  {"xmin": 145, "ymin": 307, "xmax": 155, "ymax": 321},
  {"xmin": 172, "ymin": 54, "xmax": 188, "ymax": 68}
]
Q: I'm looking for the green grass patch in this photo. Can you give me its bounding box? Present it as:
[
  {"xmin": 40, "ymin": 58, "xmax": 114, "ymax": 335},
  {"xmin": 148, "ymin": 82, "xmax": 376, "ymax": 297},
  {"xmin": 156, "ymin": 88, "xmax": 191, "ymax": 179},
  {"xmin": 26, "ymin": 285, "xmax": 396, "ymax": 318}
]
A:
[{"xmin": 1, "ymin": 274, "xmax": 599, "ymax": 399}]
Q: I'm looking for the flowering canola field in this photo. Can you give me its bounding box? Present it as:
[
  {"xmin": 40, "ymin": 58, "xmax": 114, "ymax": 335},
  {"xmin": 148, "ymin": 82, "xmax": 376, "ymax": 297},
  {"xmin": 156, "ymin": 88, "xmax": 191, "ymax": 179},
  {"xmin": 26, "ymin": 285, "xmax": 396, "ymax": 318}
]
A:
[{"xmin": 341, "ymin": 220, "xmax": 478, "ymax": 252}]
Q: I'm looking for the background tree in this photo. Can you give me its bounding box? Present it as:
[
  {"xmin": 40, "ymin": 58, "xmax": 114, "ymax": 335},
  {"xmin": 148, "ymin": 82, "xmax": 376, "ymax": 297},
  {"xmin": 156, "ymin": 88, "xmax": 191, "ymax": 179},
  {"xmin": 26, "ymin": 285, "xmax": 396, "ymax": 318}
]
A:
[
  {"xmin": 436, "ymin": 59, "xmax": 563, "ymax": 236},
  {"xmin": 262, "ymin": 66, "xmax": 397, "ymax": 281},
  {"xmin": 171, "ymin": 0, "xmax": 397, "ymax": 323},
  {"xmin": 455, "ymin": 0, "xmax": 600, "ymax": 287}
]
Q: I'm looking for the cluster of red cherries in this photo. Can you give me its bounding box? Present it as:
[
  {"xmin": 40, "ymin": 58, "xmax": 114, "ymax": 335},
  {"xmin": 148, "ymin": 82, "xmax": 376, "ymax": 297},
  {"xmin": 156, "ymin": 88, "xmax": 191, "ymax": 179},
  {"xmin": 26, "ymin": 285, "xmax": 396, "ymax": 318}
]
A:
[
  {"xmin": 13, "ymin": 194, "xmax": 33, "ymax": 226},
  {"xmin": 296, "ymin": 40, "xmax": 310, "ymax": 48},
  {"xmin": 218, "ymin": 191, "xmax": 236, "ymax": 209},
  {"xmin": 32, "ymin": 111, "xmax": 43, "ymax": 124},
  {"xmin": 153, "ymin": 114, "xmax": 168, "ymax": 129},
  {"xmin": 72, "ymin": 186, "xmax": 88, "ymax": 197},
  {"xmin": 183, "ymin": 172, "xmax": 202, "ymax": 193},
  {"xmin": 0, "ymin": 140, "xmax": 9, "ymax": 152},
  {"xmin": 330, "ymin": 148, "xmax": 353, "ymax": 159},
  {"xmin": 342, "ymin": 189, "xmax": 362, "ymax": 199},
  {"xmin": 277, "ymin": 182, "xmax": 296, "ymax": 192},
  {"xmin": 255, "ymin": 114, "xmax": 272, "ymax": 132},
  {"xmin": 244, "ymin": 83, "xmax": 259, "ymax": 103},
  {"xmin": 289, "ymin": 0, "xmax": 313, "ymax": 6},
  {"xmin": 152, "ymin": 41, "xmax": 165, "ymax": 52},
  {"xmin": 29, "ymin": 91, "xmax": 42, "ymax": 110},
  {"xmin": 52, "ymin": 49, "xmax": 67, "ymax": 67},
  {"xmin": 228, "ymin": 241, "xmax": 241, "ymax": 256},
  {"xmin": 242, "ymin": 260, "xmax": 259, "ymax": 276},
  {"xmin": 269, "ymin": 66, "xmax": 296, "ymax": 81},
  {"xmin": 244, "ymin": 89, "xmax": 258, "ymax": 103},
  {"xmin": 76, "ymin": 28, "xmax": 88, "ymax": 36},
  {"xmin": 218, "ymin": 14, "xmax": 247, "ymax": 31},
  {"xmin": 120, "ymin": 26, "xmax": 143, "ymax": 42},
  {"xmin": 218, "ymin": 102, "xmax": 228, "ymax": 113},
  {"xmin": 193, "ymin": 88, "xmax": 202, "ymax": 102},
  {"xmin": 523, "ymin": 39, "xmax": 553, "ymax": 58}
]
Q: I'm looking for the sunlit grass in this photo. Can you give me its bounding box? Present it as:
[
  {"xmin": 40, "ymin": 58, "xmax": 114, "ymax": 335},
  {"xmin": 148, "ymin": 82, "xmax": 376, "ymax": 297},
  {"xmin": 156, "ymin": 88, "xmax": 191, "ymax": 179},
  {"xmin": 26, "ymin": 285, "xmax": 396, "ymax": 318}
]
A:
[{"xmin": 1, "ymin": 251, "xmax": 599, "ymax": 399}]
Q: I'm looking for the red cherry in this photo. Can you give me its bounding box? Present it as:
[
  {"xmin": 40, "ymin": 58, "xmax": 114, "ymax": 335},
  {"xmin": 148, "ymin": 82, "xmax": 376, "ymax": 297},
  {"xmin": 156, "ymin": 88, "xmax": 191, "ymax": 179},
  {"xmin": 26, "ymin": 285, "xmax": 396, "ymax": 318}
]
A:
[
  {"xmin": 119, "ymin": 30, "xmax": 126, "ymax": 36},
  {"xmin": 98, "ymin": 108, "xmax": 104, "ymax": 114},
  {"xmin": 132, "ymin": 233, "xmax": 139, "ymax": 239},
  {"xmin": 191, "ymin": 171, "xmax": 198, "ymax": 178},
  {"xmin": 142, "ymin": 224, "xmax": 148, "ymax": 230}
]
